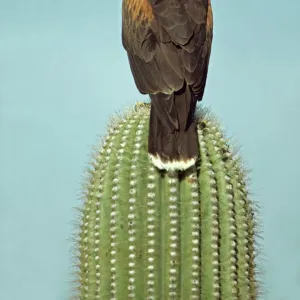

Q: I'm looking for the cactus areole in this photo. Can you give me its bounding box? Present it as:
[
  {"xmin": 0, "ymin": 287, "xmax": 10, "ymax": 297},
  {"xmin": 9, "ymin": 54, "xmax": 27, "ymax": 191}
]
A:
[{"xmin": 71, "ymin": 103, "xmax": 261, "ymax": 300}]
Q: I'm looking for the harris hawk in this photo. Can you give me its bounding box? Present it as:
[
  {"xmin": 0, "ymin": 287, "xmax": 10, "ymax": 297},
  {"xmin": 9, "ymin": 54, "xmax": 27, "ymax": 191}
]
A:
[{"xmin": 122, "ymin": 0, "xmax": 213, "ymax": 171}]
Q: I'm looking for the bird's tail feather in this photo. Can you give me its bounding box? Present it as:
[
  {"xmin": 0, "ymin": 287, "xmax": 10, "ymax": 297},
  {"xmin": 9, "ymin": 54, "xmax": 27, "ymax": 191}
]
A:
[{"xmin": 148, "ymin": 84, "xmax": 199, "ymax": 171}]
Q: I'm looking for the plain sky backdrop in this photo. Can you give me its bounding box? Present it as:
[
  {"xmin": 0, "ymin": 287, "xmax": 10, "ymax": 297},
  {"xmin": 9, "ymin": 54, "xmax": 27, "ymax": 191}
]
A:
[{"xmin": 1, "ymin": 0, "xmax": 299, "ymax": 299}]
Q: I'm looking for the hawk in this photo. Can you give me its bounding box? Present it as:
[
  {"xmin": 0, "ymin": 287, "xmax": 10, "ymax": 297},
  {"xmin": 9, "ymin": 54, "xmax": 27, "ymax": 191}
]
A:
[{"xmin": 122, "ymin": 0, "xmax": 213, "ymax": 171}]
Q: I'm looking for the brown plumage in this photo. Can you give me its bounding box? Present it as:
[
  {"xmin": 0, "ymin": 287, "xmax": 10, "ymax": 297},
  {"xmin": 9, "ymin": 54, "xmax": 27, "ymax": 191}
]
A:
[{"xmin": 122, "ymin": 0, "xmax": 213, "ymax": 171}]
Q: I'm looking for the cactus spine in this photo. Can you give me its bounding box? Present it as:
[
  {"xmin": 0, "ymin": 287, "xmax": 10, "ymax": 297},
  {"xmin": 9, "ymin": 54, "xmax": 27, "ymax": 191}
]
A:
[{"xmin": 71, "ymin": 103, "xmax": 261, "ymax": 300}]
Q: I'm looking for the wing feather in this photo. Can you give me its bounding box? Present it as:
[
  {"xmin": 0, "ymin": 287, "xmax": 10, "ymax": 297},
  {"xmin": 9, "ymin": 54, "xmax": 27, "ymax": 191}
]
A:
[{"xmin": 122, "ymin": 0, "xmax": 213, "ymax": 121}]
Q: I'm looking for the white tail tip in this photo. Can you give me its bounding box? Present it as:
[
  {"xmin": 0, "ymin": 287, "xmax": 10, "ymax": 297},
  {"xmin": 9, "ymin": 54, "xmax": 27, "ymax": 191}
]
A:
[{"xmin": 149, "ymin": 153, "xmax": 196, "ymax": 172}]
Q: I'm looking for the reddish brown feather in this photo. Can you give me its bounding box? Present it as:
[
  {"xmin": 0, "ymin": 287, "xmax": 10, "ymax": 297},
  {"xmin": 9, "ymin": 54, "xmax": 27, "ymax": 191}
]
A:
[
  {"xmin": 207, "ymin": 2, "xmax": 213, "ymax": 34},
  {"xmin": 124, "ymin": 0, "xmax": 154, "ymax": 22}
]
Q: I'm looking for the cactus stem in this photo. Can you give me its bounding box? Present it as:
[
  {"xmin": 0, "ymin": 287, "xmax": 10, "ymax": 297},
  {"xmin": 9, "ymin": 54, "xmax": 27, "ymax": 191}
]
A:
[{"xmin": 71, "ymin": 105, "xmax": 262, "ymax": 300}]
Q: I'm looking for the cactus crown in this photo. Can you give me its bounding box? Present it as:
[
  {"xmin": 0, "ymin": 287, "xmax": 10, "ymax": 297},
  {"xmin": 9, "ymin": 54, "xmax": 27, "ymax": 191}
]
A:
[{"xmin": 70, "ymin": 103, "xmax": 264, "ymax": 300}]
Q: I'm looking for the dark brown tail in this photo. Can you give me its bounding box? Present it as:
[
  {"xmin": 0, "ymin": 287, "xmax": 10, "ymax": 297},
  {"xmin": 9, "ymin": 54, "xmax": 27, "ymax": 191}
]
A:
[{"xmin": 148, "ymin": 83, "xmax": 199, "ymax": 171}]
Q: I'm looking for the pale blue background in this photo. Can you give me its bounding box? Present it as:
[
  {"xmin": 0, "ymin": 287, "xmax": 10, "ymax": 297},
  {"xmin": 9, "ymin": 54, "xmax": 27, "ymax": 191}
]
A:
[{"xmin": 0, "ymin": 0, "xmax": 299, "ymax": 299}]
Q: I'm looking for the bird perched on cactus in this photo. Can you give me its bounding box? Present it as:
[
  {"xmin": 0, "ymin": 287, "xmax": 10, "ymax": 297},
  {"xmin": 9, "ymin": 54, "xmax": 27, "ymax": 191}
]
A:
[{"xmin": 122, "ymin": 0, "xmax": 213, "ymax": 171}]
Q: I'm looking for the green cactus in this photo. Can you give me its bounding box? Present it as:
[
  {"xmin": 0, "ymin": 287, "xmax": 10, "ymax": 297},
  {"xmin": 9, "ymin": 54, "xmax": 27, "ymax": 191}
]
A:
[{"xmin": 71, "ymin": 103, "xmax": 262, "ymax": 300}]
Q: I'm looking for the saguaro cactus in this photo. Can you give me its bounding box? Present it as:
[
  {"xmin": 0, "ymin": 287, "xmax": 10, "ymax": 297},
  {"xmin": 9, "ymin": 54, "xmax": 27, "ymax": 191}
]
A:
[{"xmin": 71, "ymin": 103, "xmax": 262, "ymax": 300}]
